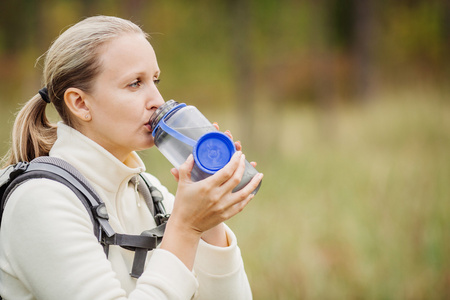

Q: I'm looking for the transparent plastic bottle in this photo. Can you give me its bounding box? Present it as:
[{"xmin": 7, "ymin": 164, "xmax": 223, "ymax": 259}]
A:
[{"xmin": 149, "ymin": 100, "xmax": 261, "ymax": 194}]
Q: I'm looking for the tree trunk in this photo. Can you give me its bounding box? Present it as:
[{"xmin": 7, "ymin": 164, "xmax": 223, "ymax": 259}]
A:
[
  {"xmin": 226, "ymin": 0, "xmax": 255, "ymax": 146},
  {"xmin": 353, "ymin": 0, "xmax": 377, "ymax": 102}
]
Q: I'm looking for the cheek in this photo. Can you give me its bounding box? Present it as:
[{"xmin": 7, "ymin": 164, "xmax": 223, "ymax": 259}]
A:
[
  {"xmin": 90, "ymin": 92, "xmax": 141, "ymax": 131},
  {"xmin": 98, "ymin": 103, "xmax": 132, "ymax": 123}
]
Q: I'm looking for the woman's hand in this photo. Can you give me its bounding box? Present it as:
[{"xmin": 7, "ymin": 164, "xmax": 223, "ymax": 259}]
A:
[
  {"xmin": 168, "ymin": 125, "xmax": 258, "ymax": 241},
  {"xmin": 161, "ymin": 126, "xmax": 263, "ymax": 269},
  {"xmin": 161, "ymin": 151, "xmax": 263, "ymax": 269},
  {"xmin": 173, "ymin": 150, "xmax": 261, "ymax": 232}
]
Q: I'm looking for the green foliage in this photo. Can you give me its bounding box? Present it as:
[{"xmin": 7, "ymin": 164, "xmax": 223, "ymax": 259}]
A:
[{"xmin": 1, "ymin": 0, "xmax": 449, "ymax": 108}]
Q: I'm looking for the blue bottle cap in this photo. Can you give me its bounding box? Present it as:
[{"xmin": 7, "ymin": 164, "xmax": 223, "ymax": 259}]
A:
[{"xmin": 193, "ymin": 132, "xmax": 236, "ymax": 174}]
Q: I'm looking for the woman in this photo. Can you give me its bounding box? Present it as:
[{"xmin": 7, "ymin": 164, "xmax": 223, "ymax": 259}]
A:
[{"xmin": 0, "ymin": 16, "xmax": 263, "ymax": 299}]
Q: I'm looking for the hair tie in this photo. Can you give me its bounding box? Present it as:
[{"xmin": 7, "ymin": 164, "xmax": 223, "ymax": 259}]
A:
[{"xmin": 38, "ymin": 87, "xmax": 51, "ymax": 104}]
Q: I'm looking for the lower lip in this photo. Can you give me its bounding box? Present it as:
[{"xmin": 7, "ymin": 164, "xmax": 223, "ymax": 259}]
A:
[{"xmin": 145, "ymin": 124, "xmax": 152, "ymax": 131}]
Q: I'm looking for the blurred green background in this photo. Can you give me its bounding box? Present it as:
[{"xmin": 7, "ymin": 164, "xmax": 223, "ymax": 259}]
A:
[{"xmin": 1, "ymin": 0, "xmax": 449, "ymax": 299}]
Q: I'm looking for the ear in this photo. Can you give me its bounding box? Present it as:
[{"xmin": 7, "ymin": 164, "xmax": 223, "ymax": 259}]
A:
[{"xmin": 64, "ymin": 88, "xmax": 91, "ymax": 122}]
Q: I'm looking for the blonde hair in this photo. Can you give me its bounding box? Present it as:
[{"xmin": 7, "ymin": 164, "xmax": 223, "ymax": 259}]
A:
[{"xmin": 2, "ymin": 16, "xmax": 146, "ymax": 167}]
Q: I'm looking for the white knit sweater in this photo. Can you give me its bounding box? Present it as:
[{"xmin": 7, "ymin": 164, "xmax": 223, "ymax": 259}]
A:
[{"xmin": 0, "ymin": 123, "xmax": 252, "ymax": 299}]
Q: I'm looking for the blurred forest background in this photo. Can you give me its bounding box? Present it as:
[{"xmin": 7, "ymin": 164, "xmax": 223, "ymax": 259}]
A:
[{"xmin": 0, "ymin": 0, "xmax": 449, "ymax": 299}]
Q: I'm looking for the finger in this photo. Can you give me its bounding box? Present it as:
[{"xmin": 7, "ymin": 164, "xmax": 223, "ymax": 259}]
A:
[
  {"xmin": 213, "ymin": 122, "xmax": 219, "ymax": 130},
  {"xmin": 250, "ymin": 161, "xmax": 257, "ymax": 168},
  {"xmin": 178, "ymin": 154, "xmax": 195, "ymax": 182},
  {"xmin": 221, "ymin": 191, "xmax": 255, "ymax": 220},
  {"xmin": 221, "ymin": 170, "xmax": 263, "ymax": 214},
  {"xmin": 225, "ymin": 172, "xmax": 263, "ymax": 208},
  {"xmin": 206, "ymin": 151, "xmax": 242, "ymax": 186},
  {"xmin": 220, "ymin": 152, "xmax": 246, "ymax": 191},
  {"xmin": 239, "ymin": 172, "xmax": 264, "ymax": 197},
  {"xmin": 170, "ymin": 168, "xmax": 180, "ymax": 182},
  {"xmin": 224, "ymin": 130, "xmax": 233, "ymax": 141},
  {"xmin": 231, "ymin": 193, "xmax": 255, "ymax": 215},
  {"xmin": 234, "ymin": 140, "xmax": 242, "ymax": 151}
]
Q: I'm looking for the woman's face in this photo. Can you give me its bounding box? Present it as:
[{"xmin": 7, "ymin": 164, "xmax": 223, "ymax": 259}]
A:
[{"xmin": 84, "ymin": 33, "xmax": 164, "ymax": 161}]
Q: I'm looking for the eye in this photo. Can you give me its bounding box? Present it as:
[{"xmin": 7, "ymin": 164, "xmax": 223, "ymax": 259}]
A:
[
  {"xmin": 154, "ymin": 78, "xmax": 160, "ymax": 85},
  {"xmin": 129, "ymin": 79, "xmax": 142, "ymax": 88}
]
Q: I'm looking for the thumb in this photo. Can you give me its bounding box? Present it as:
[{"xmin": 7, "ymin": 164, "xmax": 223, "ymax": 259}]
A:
[
  {"xmin": 178, "ymin": 154, "xmax": 195, "ymax": 182},
  {"xmin": 170, "ymin": 168, "xmax": 180, "ymax": 182}
]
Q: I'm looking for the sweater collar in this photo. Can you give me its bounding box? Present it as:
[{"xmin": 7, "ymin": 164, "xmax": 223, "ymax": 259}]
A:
[{"xmin": 49, "ymin": 122, "xmax": 146, "ymax": 193}]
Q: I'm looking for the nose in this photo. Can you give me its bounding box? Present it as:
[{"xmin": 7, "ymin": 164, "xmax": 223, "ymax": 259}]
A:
[{"xmin": 146, "ymin": 83, "xmax": 165, "ymax": 110}]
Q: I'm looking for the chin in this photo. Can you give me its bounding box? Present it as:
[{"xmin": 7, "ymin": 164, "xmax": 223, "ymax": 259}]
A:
[{"xmin": 136, "ymin": 140, "xmax": 155, "ymax": 151}]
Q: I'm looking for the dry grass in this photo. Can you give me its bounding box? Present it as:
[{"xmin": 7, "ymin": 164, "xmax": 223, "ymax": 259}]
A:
[{"xmin": 223, "ymin": 90, "xmax": 450, "ymax": 299}]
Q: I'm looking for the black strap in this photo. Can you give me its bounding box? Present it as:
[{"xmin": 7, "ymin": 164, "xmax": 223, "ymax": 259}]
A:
[
  {"xmin": 103, "ymin": 232, "xmax": 159, "ymax": 250},
  {"xmin": 102, "ymin": 223, "xmax": 166, "ymax": 278},
  {"xmin": 132, "ymin": 223, "xmax": 166, "ymax": 278},
  {"xmin": 131, "ymin": 248, "xmax": 149, "ymax": 278}
]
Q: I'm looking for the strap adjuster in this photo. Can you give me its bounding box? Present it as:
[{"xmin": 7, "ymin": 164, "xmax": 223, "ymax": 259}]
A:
[
  {"xmin": 9, "ymin": 162, "xmax": 30, "ymax": 181},
  {"xmin": 155, "ymin": 213, "xmax": 170, "ymax": 225},
  {"xmin": 92, "ymin": 203, "xmax": 109, "ymax": 220}
]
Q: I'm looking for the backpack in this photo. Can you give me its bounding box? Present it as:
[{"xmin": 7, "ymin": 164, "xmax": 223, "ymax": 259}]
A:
[{"xmin": 0, "ymin": 156, "xmax": 170, "ymax": 280}]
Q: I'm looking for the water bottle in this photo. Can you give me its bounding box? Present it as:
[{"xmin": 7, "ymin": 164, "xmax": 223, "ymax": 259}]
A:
[{"xmin": 149, "ymin": 100, "xmax": 261, "ymax": 194}]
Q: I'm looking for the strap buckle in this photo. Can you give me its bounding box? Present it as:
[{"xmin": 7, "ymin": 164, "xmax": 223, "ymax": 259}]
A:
[
  {"xmin": 92, "ymin": 203, "xmax": 109, "ymax": 220},
  {"xmin": 9, "ymin": 161, "xmax": 30, "ymax": 181},
  {"xmin": 155, "ymin": 213, "xmax": 170, "ymax": 225}
]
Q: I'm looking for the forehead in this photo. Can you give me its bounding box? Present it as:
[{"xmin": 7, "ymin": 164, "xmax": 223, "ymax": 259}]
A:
[{"xmin": 97, "ymin": 33, "xmax": 159, "ymax": 80}]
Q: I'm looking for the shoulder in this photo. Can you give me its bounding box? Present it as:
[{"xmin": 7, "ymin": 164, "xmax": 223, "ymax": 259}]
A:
[
  {"xmin": 6, "ymin": 177, "xmax": 88, "ymax": 207},
  {"xmin": 2, "ymin": 178, "xmax": 93, "ymax": 234}
]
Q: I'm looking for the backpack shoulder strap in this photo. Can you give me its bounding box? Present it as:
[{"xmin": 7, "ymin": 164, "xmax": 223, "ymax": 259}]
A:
[
  {"xmin": 139, "ymin": 174, "xmax": 170, "ymax": 226},
  {"xmin": 1, "ymin": 157, "xmax": 116, "ymax": 239},
  {"xmin": 0, "ymin": 157, "xmax": 169, "ymax": 278}
]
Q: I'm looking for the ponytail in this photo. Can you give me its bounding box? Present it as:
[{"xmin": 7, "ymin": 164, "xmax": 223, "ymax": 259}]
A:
[{"xmin": 2, "ymin": 93, "xmax": 57, "ymax": 167}]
